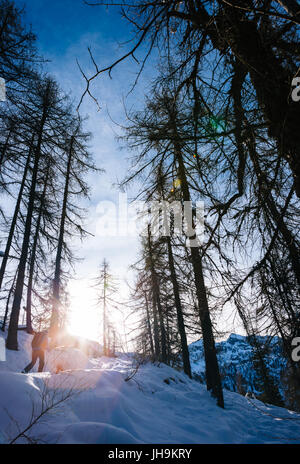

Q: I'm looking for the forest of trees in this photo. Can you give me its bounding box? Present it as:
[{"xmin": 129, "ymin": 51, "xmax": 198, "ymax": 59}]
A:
[
  {"xmin": 0, "ymin": 0, "xmax": 299, "ymax": 413},
  {"xmin": 0, "ymin": 0, "xmax": 97, "ymax": 350},
  {"xmin": 78, "ymin": 0, "xmax": 300, "ymax": 410}
]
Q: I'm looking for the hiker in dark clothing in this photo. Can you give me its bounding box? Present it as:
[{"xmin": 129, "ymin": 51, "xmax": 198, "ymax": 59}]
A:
[{"xmin": 22, "ymin": 330, "xmax": 49, "ymax": 373}]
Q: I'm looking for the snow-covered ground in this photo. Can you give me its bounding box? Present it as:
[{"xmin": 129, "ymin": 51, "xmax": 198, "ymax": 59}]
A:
[{"xmin": 0, "ymin": 331, "xmax": 300, "ymax": 444}]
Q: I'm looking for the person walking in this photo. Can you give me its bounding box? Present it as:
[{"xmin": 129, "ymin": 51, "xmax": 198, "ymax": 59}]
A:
[{"xmin": 22, "ymin": 330, "xmax": 49, "ymax": 373}]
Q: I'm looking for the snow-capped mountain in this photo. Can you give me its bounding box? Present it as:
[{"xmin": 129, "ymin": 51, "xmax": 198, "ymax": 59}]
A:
[{"xmin": 189, "ymin": 334, "xmax": 287, "ymax": 399}]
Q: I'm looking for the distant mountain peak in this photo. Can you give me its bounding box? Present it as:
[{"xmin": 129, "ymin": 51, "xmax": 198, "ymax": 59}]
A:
[{"xmin": 189, "ymin": 332, "xmax": 287, "ymax": 406}]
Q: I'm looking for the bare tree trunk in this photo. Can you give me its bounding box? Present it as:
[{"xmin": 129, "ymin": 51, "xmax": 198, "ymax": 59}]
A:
[
  {"xmin": 1, "ymin": 268, "xmax": 18, "ymax": 332},
  {"xmin": 0, "ymin": 122, "xmax": 14, "ymax": 174},
  {"xmin": 174, "ymin": 141, "xmax": 224, "ymax": 407},
  {"xmin": 103, "ymin": 260, "xmax": 108, "ymax": 356},
  {"xmin": 50, "ymin": 136, "xmax": 74, "ymax": 337},
  {"xmin": 152, "ymin": 293, "xmax": 161, "ymax": 361},
  {"xmin": 166, "ymin": 234, "xmax": 192, "ymax": 378},
  {"xmin": 6, "ymin": 104, "xmax": 48, "ymax": 350},
  {"xmin": 144, "ymin": 289, "xmax": 155, "ymax": 359},
  {"xmin": 25, "ymin": 162, "xmax": 50, "ymax": 334},
  {"xmin": 147, "ymin": 226, "xmax": 168, "ymax": 364},
  {"xmin": 157, "ymin": 297, "xmax": 167, "ymax": 363},
  {"xmin": 0, "ymin": 135, "xmax": 34, "ymax": 291},
  {"xmin": 112, "ymin": 329, "xmax": 116, "ymax": 356}
]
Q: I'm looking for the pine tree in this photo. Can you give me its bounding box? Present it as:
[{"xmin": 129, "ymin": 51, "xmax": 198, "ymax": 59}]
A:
[{"xmin": 93, "ymin": 259, "xmax": 118, "ymax": 356}]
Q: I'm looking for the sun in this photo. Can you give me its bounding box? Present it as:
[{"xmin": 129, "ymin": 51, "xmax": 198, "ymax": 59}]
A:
[
  {"xmin": 68, "ymin": 279, "xmax": 100, "ymax": 341},
  {"xmin": 67, "ymin": 277, "xmax": 131, "ymax": 347}
]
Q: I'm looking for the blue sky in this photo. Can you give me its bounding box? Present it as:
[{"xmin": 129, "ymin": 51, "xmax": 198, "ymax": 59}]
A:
[{"xmin": 19, "ymin": 0, "xmax": 130, "ymax": 52}]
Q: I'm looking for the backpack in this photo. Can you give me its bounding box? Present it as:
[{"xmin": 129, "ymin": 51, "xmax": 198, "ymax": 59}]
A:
[{"xmin": 31, "ymin": 332, "xmax": 48, "ymax": 350}]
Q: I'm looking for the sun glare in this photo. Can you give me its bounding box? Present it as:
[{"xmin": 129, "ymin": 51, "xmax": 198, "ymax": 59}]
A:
[
  {"xmin": 68, "ymin": 279, "xmax": 100, "ymax": 342},
  {"xmin": 67, "ymin": 276, "xmax": 131, "ymax": 348}
]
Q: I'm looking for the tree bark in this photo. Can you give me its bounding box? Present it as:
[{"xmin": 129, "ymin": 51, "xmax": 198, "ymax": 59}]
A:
[
  {"xmin": 6, "ymin": 111, "xmax": 46, "ymax": 350},
  {"xmin": 147, "ymin": 226, "xmax": 167, "ymax": 363},
  {"xmin": 6, "ymin": 80, "xmax": 51, "ymax": 350},
  {"xmin": 166, "ymin": 234, "xmax": 192, "ymax": 378},
  {"xmin": 0, "ymin": 135, "xmax": 34, "ymax": 291},
  {"xmin": 144, "ymin": 289, "xmax": 155, "ymax": 359},
  {"xmin": 174, "ymin": 140, "xmax": 224, "ymax": 407},
  {"xmin": 25, "ymin": 161, "xmax": 50, "ymax": 334},
  {"xmin": 50, "ymin": 136, "xmax": 74, "ymax": 338},
  {"xmin": 0, "ymin": 122, "xmax": 14, "ymax": 174},
  {"xmin": 1, "ymin": 268, "xmax": 18, "ymax": 332},
  {"xmin": 151, "ymin": 292, "xmax": 161, "ymax": 361}
]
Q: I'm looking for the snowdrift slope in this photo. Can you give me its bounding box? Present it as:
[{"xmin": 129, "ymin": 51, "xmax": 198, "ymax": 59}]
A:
[{"xmin": 0, "ymin": 331, "xmax": 300, "ymax": 444}]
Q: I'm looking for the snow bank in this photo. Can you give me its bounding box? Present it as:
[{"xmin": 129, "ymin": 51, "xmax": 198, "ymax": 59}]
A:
[
  {"xmin": 58, "ymin": 422, "xmax": 141, "ymax": 444},
  {"xmin": 0, "ymin": 331, "xmax": 32, "ymax": 374},
  {"xmin": 1, "ymin": 330, "xmax": 300, "ymax": 444},
  {"xmin": 45, "ymin": 347, "xmax": 89, "ymax": 374},
  {"xmin": 0, "ymin": 371, "xmax": 43, "ymax": 443}
]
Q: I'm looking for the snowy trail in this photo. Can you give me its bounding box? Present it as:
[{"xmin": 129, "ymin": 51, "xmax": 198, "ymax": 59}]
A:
[{"xmin": 0, "ymin": 332, "xmax": 300, "ymax": 444}]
